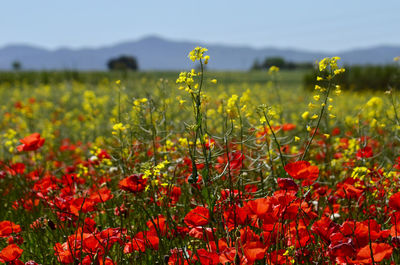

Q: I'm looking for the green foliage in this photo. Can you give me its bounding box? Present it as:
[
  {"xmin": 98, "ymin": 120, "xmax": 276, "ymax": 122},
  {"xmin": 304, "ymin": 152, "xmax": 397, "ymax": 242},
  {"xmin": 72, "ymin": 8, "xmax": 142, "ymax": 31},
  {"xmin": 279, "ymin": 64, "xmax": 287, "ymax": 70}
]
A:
[
  {"xmin": 251, "ymin": 56, "xmax": 314, "ymax": 71},
  {"xmin": 303, "ymin": 64, "xmax": 400, "ymax": 91},
  {"xmin": 12, "ymin": 61, "xmax": 21, "ymax": 71},
  {"xmin": 107, "ymin": 55, "xmax": 139, "ymax": 71},
  {"xmin": 263, "ymin": 57, "xmax": 286, "ymax": 69}
]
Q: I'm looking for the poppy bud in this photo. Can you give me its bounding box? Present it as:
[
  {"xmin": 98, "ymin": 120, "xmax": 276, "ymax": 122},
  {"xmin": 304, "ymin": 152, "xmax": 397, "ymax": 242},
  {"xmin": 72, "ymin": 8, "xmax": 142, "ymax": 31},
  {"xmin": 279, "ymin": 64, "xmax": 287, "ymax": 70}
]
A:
[{"xmin": 48, "ymin": 220, "xmax": 56, "ymax": 230}]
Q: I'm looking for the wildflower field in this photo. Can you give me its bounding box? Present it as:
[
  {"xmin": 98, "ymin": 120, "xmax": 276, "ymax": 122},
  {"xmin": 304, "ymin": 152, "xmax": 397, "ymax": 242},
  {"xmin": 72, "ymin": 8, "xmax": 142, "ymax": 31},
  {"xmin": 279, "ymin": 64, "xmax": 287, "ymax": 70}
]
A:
[{"xmin": 1, "ymin": 48, "xmax": 400, "ymax": 265}]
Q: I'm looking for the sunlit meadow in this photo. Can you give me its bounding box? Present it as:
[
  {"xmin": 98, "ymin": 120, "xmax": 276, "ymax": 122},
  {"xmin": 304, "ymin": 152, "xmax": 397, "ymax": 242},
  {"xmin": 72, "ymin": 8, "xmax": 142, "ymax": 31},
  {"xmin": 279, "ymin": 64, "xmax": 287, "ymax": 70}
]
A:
[{"xmin": 1, "ymin": 48, "xmax": 400, "ymax": 265}]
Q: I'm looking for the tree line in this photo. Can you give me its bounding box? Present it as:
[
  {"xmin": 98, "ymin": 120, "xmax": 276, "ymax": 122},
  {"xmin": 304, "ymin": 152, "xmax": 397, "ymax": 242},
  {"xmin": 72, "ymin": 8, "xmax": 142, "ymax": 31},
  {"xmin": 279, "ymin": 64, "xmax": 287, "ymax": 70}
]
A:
[
  {"xmin": 10, "ymin": 55, "xmax": 140, "ymax": 72},
  {"xmin": 303, "ymin": 64, "xmax": 400, "ymax": 91},
  {"xmin": 250, "ymin": 57, "xmax": 314, "ymax": 71}
]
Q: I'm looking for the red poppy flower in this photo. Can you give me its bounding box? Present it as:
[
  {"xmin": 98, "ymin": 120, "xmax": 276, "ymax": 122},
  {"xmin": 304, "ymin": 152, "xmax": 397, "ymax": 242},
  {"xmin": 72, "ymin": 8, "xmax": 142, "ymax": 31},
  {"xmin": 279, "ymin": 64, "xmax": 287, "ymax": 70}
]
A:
[
  {"xmin": 243, "ymin": 241, "xmax": 268, "ymax": 263},
  {"xmin": 389, "ymin": 192, "xmax": 400, "ymax": 211},
  {"xmin": 356, "ymin": 146, "xmax": 373, "ymax": 160},
  {"xmin": 247, "ymin": 198, "xmax": 273, "ymax": 219},
  {"xmin": 184, "ymin": 206, "xmax": 210, "ymax": 227},
  {"xmin": 351, "ymin": 219, "xmax": 387, "ymax": 248},
  {"xmin": 0, "ymin": 221, "xmax": 21, "ymax": 238},
  {"xmin": 69, "ymin": 198, "xmax": 96, "ymax": 216},
  {"xmin": 54, "ymin": 242, "xmax": 74, "ymax": 264},
  {"xmin": 328, "ymin": 233, "xmax": 355, "ymax": 257},
  {"xmin": 17, "ymin": 133, "xmax": 45, "ymax": 152},
  {"xmin": 216, "ymin": 151, "xmax": 244, "ymax": 175},
  {"xmin": 282, "ymin": 123, "xmax": 296, "ymax": 131},
  {"xmin": 350, "ymin": 243, "xmax": 392, "ymax": 264},
  {"xmin": 169, "ymin": 186, "xmax": 182, "ymax": 204},
  {"xmin": 124, "ymin": 231, "xmax": 159, "ymax": 253},
  {"xmin": 277, "ymin": 178, "xmax": 298, "ymax": 191},
  {"xmin": 332, "ymin": 127, "xmax": 341, "ymax": 136},
  {"xmin": 336, "ymin": 183, "xmax": 364, "ymax": 200},
  {"xmin": 189, "ymin": 227, "xmax": 215, "ymax": 241},
  {"xmin": 311, "ymin": 217, "xmax": 339, "ymax": 244},
  {"xmin": 82, "ymin": 217, "xmax": 97, "ymax": 233},
  {"xmin": 89, "ymin": 187, "xmax": 113, "ymax": 203},
  {"xmin": 147, "ymin": 215, "xmax": 168, "ymax": 236},
  {"xmin": 82, "ymin": 234, "xmax": 101, "ymax": 254},
  {"xmin": 284, "ymin": 161, "xmax": 319, "ymax": 181},
  {"xmin": 0, "ymin": 244, "xmax": 23, "ymax": 262},
  {"xmin": 119, "ymin": 174, "xmax": 147, "ymax": 193},
  {"xmin": 193, "ymin": 249, "xmax": 219, "ymax": 265},
  {"xmin": 8, "ymin": 163, "xmax": 25, "ymax": 176}
]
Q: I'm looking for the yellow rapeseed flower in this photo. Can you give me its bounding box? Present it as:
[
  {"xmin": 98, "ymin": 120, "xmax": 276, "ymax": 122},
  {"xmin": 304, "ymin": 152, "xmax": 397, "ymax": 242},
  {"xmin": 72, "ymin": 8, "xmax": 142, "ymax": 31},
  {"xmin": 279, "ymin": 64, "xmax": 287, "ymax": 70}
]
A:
[
  {"xmin": 268, "ymin": 66, "xmax": 280, "ymax": 74},
  {"xmin": 188, "ymin": 47, "xmax": 208, "ymax": 62},
  {"xmin": 319, "ymin": 58, "xmax": 329, "ymax": 71},
  {"xmin": 301, "ymin": 111, "xmax": 309, "ymax": 120}
]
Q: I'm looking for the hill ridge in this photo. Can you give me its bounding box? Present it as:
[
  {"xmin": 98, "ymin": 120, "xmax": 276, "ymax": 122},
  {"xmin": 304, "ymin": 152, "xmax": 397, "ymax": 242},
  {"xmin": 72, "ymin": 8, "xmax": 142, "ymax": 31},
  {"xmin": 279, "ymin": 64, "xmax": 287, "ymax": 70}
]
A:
[{"xmin": 1, "ymin": 35, "xmax": 399, "ymax": 70}]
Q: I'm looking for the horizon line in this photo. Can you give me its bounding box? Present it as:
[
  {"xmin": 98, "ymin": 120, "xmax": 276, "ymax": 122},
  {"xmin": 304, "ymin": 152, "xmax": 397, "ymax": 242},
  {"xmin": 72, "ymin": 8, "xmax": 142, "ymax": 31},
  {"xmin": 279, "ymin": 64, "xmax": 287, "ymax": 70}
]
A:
[{"xmin": 1, "ymin": 34, "xmax": 400, "ymax": 54}]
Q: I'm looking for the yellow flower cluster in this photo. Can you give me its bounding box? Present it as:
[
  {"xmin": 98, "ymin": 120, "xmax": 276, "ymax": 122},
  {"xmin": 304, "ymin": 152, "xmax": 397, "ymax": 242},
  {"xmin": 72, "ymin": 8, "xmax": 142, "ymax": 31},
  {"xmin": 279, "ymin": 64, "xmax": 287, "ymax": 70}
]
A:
[
  {"xmin": 351, "ymin": 167, "xmax": 370, "ymax": 180},
  {"xmin": 299, "ymin": 57, "xmax": 346, "ymax": 142},
  {"xmin": 142, "ymin": 160, "xmax": 171, "ymax": 191},
  {"xmin": 318, "ymin": 56, "xmax": 345, "ymax": 76},
  {"xmin": 77, "ymin": 163, "xmax": 89, "ymax": 178},
  {"xmin": 176, "ymin": 69, "xmax": 198, "ymax": 93},
  {"xmin": 366, "ymin": 96, "xmax": 383, "ymax": 110},
  {"xmin": 3, "ymin": 129, "xmax": 18, "ymax": 153},
  {"xmin": 133, "ymin": 98, "xmax": 148, "ymax": 107},
  {"xmin": 268, "ymin": 66, "xmax": 280, "ymax": 74},
  {"xmin": 112, "ymin": 123, "xmax": 129, "ymax": 135},
  {"xmin": 226, "ymin": 94, "xmax": 239, "ymax": 119},
  {"xmin": 143, "ymin": 160, "xmax": 169, "ymax": 179},
  {"xmin": 188, "ymin": 46, "xmax": 209, "ymax": 63}
]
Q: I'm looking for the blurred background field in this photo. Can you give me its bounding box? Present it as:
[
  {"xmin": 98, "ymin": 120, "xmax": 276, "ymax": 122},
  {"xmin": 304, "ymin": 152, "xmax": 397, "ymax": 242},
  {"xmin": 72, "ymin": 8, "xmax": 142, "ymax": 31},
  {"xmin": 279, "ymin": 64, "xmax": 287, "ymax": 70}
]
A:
[
  {"xmin": 0, "ymin": 66, "xmax": 398, "ymax": 148},
  {"xmin": 0, "ymin": 70, "xmax": 306, "ymax": 143}
]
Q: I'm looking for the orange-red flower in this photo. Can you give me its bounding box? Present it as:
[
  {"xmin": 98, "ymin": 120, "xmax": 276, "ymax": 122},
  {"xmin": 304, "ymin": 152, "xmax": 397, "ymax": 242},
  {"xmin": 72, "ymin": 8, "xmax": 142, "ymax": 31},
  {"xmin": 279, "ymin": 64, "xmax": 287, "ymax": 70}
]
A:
[
  {"xmin": 277, "ymin": 178, "xmax": 298, "ymax": 191},
  {"xmin": 350, "ymin": 243, "xmax": 392, "ymax": 264},
  {"xmin": 17, "ymin": 133, "xmax": 45, "ymax": 152},
  {"xmin": 192, "ymin": 249, "xmax": 219, "ymax": 265},
  {"xmin": 284, "ymin": 161, "xmax": 319, "ymax": 181},
  {"xmin": 54, "ymin": 242, "xmax": 74, "ymax": 264},
  {"xmin": 119, "ymin": 174, "xmax": 147, "ymax": 193},
  {"xmin": 389, "ymin": 191, "xmax": 400, "ymax": 211},
  {"xmin": 0, "ymin": 221, "xmax": 21, "ymax": 238},
  {"xmin": 356, "ymin": 146, "xmax": 373, "ymax": 160},
  {"xmin": 0, "ymin": 244, "xmax": 23, "ymax": 262},
  {"xmin": 184, "ymin": 206, "xmax": 210, "ymax": 227},
  {"xmin": 124, "ymin": 231, "xmax": 159, "ymax": 253}
]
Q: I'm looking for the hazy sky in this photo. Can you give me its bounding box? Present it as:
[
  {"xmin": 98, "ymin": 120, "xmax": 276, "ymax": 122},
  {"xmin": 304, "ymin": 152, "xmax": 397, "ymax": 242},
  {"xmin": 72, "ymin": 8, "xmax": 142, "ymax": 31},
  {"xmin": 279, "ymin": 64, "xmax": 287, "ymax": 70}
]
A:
[{"xmin": 2, "ymin": 0, "xmax": 399, "ymax": 52}]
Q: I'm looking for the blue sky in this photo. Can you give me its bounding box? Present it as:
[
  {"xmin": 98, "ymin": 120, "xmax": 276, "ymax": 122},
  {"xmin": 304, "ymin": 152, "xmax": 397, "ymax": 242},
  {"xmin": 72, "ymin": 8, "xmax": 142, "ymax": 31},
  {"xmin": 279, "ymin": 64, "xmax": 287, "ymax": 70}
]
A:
[{"xmin": 2, "ymin": 0, "xmax": 399, "ymax": 52}]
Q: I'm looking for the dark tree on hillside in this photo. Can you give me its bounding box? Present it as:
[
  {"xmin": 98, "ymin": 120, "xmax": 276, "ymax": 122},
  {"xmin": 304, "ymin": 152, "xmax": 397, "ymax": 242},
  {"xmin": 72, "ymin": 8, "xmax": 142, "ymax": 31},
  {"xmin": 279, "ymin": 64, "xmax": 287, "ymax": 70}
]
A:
[
  {"xmin": 262, "ymin": 57, "xmax": 286, "ymax": 69},
  {"xmin": 107, "ymin": 55, "xmax": 138, "ymax": 71},
  {"xmin": 249, "ymin": 56, "xmax": 314, "ymax": 71},
  {"xmin": 12, "ymin": 61, "xmax": 21, "ymax": 71}
]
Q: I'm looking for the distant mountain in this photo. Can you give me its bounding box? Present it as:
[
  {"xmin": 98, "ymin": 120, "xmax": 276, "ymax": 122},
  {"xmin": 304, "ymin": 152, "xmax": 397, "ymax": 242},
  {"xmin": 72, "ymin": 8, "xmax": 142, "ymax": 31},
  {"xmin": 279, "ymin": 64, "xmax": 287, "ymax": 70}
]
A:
[{"xmin": 0, "ymin": 36, "xmax": 399, "ymax": 71}]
